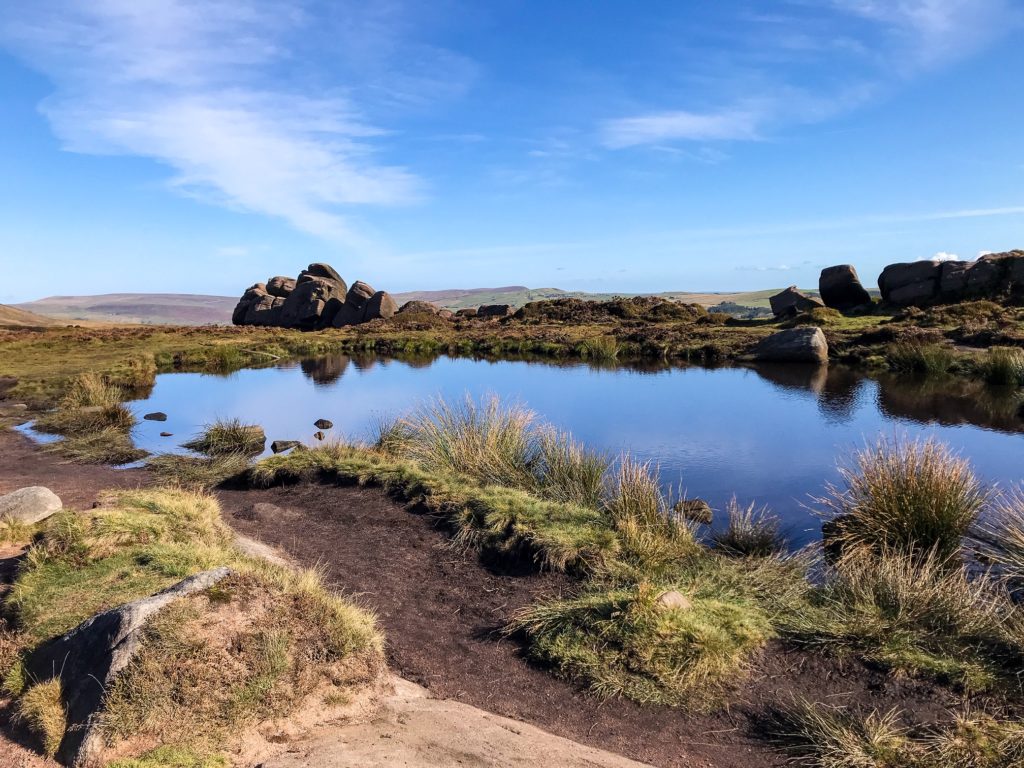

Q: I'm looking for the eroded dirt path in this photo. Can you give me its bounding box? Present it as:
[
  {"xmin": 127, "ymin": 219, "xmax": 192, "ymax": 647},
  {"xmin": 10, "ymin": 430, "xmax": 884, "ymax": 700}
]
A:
[{"xmin": 218, "ymin": 480, "xmax": 955, "ymax": 768}]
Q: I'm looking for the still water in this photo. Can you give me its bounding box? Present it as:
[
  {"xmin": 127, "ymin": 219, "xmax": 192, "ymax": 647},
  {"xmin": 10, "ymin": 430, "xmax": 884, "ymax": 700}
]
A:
[{"xmin": 126, "ymin": 354, "xmax": 1023, "ymax": 546}]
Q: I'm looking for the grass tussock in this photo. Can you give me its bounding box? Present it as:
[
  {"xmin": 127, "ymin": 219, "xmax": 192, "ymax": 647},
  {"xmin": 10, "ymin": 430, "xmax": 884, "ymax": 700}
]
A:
[
  {"xmin": 970, "ymin": 487, "xmax": 1024, "ymax": 584},
  {"xmin": 771, "ymin": 702, "xmax": 1024, "ymax": 768},
  {"xmin": 817, "ymin": 436, "xmax": 987, "ymax": 565},
  {"xmin": 886, "ymin": 341, "xmax": 955, "ymax": 377},
  {"xmin": 183, "ymin": 418, "xmax": 266, "ymax": 456},
  {"xmin": 14, "ymin": 678, "xmax": 67, "ymax": 757},
  {"xmin": 713, "ymin": 498, "xmax": 787, "ymax": 558},
  {"xmin": 780, "ymin": 547, "xmax": 1023, "ymax": 690},
  {"xmin": 576, "ymin": 336, "xmax": 619, "ymax": 361},
  {"xmin": 983, "ymin": 347, "xmax": 1024, "ymax": 386},
  {"xmin": 146, "ymin": 452, "xmax": 253, "ymax": 489},
  {"xmin": 511, "ymin": 576, "xmax": 773, "ymax": 709},
  {"xmin": 46, "ymin": 426, "xmax": 148, "ymax": 465},
  {"xmin": 1, "ymin": 487, "xmax": 384, "ymax": 762}
]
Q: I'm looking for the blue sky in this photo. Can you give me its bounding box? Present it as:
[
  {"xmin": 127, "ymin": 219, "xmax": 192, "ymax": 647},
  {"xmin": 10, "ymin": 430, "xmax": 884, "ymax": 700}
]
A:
[{"xmin": 0, "ymin": 0, "xmax": 1022, "ymax": 303}]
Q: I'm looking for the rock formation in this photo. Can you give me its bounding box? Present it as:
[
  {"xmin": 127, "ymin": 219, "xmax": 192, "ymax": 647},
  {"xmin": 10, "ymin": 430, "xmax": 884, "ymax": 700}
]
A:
[
  {"xmin": 752, "ymin": 327, "xmax": 828, "ymax": 364},
  {"xmin": 0, "ymin": 486, "xmax": 61, "ymax": 524},
  {"xmin": 819, "ymin": 265, "xmax": 872, "ymax": 311},
  {"xmin": 878, "ymin": 250, "xmax": 1024, "ymax": 307},
  {"xmin": 769, "ymin": 286, "xmax": 824, "ymax": 318},
  {"xmin": 232, "ymin": 264, "xmax": 398, "ymax": 329}
]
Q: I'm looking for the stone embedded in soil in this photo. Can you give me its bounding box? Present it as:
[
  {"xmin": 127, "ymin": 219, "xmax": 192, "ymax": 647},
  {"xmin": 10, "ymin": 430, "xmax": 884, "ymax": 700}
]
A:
[
  {"xmin": 0, "ymin": 486, "xmax": 62, "ymax": 524},
  {"xmin": 271, "ymin": 440, "xmax": 301, "ymax": 454},
  {"xmin": 674, "ymin": 499, "xmax": 713, "ymax": 524},
  {"xmin": 314, "ymin": 419, "xmax": 334, "ymax": 430},
  {"xmin": 234, "ymin": 502, "xmax": 291, "ymax": 522},
  {"xmin": 23, "ymin": 567, "xmax": 231, "ymax": 767},
  {"xmin": 655, "ymin": 590, "xmax": 693, "ymax": 612},
  {"xmin": 143, "ymin": 412, "xmax": 168, "ymax": 422}
]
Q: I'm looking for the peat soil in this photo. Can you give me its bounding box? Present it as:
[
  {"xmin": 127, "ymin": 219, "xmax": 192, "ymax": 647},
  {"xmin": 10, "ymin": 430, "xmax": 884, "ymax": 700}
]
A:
[{"xmin": 218, "ymin": 479, "xmax": 958, "ymax": 768}]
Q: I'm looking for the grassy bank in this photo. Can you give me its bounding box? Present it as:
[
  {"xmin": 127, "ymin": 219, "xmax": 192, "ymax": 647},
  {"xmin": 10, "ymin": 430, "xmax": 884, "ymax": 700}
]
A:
[
  {"xmin": 250, "ymin": 398, "xmax": 1024, "ymax": 724},
  {"xmin": 0, "ymin": 487, "xmax": 384, "ymax": 765}
]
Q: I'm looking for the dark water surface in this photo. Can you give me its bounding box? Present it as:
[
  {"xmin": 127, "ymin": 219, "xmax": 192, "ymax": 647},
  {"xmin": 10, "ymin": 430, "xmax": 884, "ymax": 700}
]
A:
[{"xmin": 125, "ymin": 354, "xmax": 1023, "ymax": 546}]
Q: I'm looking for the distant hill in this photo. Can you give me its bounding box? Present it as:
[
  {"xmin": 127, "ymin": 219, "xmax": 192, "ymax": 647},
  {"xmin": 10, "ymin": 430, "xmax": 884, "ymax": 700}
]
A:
[
  {"xmin": 0, "ymin": 304, "xmax": 60, "ymax": 327},
  {"xmin": 14, "ymin": 286, "xmax": 812, "ymax": 326},
  {"xmin": 14, "ymin": 294, "xmax": 238, "ymax": 326}
]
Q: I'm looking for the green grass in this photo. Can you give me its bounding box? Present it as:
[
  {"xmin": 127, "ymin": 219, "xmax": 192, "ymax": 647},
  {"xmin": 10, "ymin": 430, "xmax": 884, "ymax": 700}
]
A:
[
  {"xmin": 146, "ymin": 452, "xmax": 253, "ymax": 489},
  {"xmin": 816, "ymin": 436, "xmax": 987, "ymax": 565},
  {"xmin": 780, "ymin": 546, "xmax": 1024, "ymax": 691},
  {"xmin": 182, "ymin": 418, "xmax": 266, "ymax": 456},
  {"xmin": 712, "ymin": 499, "xmax": 787, "ymax": 557},
  {"xmin": 108, "ymin": 745, "xmax": 228, "ymax": 768},
  {"xmin": 1, "ymin": 487, "xmax": 384, "ymax": 762},
  {"xmin": 769, "ymin": 702, "xmax": 1024, "ymax": 768},
  {"xmin": 886, "ymin": 341, "xmax": 956, "ymax": 377},
  {"xmin": 14, "ymin": 678, "xmax": 66, "ymax": 757},
  {"xmin": 983, "ymin": 347, "xmax": 1024, "ymax": 386}
]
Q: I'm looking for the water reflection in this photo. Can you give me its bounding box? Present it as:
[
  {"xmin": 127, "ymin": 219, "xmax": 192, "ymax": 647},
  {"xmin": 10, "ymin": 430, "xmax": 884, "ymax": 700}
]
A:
[{"xmin": 121, "ymin": 352, "xmax": 1023, "ymax": 547}]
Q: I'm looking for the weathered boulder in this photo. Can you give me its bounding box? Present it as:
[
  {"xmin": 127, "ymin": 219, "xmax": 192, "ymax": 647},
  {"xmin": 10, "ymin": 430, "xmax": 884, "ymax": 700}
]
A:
[
  {"xmin": 0, "ymin": 486, "xmax": 62, "ymax": 524},
  {"xmin": 266, "ymin": 276, "xmax": 296, "ymax": 298},
  {"xmin": 752, "ymin": 327, "xmax": 828, "ymax": 363},
  {"xmin": 939, "ymin": 260, "xmax": 970, "ymax": 299},
  {"xmin": 455, "ymin": 308, "xmax": 478, "ymax": 318},
  {"xmin": 364, "ymin": 291, "xmax": 398, "ymax": 322},
  {"xmin": 232, "ymin": 283, "xmax": 268, "ymax": 325},
  {"xmin": 878, "ymin": 261, "xmax": 941, "ymax": 306},
  {"xmin": 303, "ymin": 262, "xmax": 345, "ymax": 283},
  {"xmin": 280, "ymin": 276, "xmax": 343, "ymax": 329},
  {"xmin": 244, "ymin": 293, "xmax": 285, "ymax": 326},
  {"xmin": 332, "ymin": 281, "xmax": 376, "ymax": 327},
  {"xmin": 819, "ymin": 265, "xmax": 872, "ymax": 311},
  {"xmin": 477, "ymin": 304, "xmax": 514, "ymax": 319},
  {"xmin": 398, "ymin": 300, "xmax": 443, "ymax": 315},
  {"xmin": 769, "ymin": 286, "xmax": 825, "ymax": 318},
  {"xmin": 24, "ymin": 568, "xmax": 230, "ymax": 766}
]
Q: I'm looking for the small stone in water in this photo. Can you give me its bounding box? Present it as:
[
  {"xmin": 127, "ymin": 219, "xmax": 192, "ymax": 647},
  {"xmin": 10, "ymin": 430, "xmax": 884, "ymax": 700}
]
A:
[
  {"xmin": 314, "ymin": 419, "xmax": 333, "ymax": 430},
  {"xmin": 313, "ymin": 431, "xmax": 325, "ymax": 441},
  {"xmin": 144, "ymin": 412, "xmax": 168, "ymax": 422},
  {"xmin": 271, "ymin": 440, "xmax": 301, "ymax": 454},
  {"xmin": 160, "ymin": 432, "xmax": 173, "ymax": 437}
]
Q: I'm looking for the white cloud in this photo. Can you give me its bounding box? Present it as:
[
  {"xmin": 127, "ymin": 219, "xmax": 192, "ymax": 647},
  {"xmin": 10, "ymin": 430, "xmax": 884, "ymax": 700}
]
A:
[
  {"xmin": 602, "ymin": 109, "xmax": 762, "ymax": 149},
  {"xmin": 602, "ymin": 0, "xmax": 1018, "ymax": 149},
  {"xmin": 977, "ymin": 250, "xmax": 994, "ymax": 258},
  {"xmin": 0, "ymin": 1, "xmax": 426, "ymax": 244},
  {"xmin": 923, "ymin": 251, "xmax": 959, "ymax": 261}
]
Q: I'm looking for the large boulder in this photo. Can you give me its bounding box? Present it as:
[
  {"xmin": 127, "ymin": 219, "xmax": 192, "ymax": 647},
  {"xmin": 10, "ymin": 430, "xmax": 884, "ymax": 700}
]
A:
[
  {"xmin": 280, "ymin": 276, "xmax": 345, "ymax": 329},
  {"xmin": 232, "ymin": 283, "xmax": 268, "ymax": 325},
  {"xmin": 266, "ymin": 276, "xmax": 296, "ymax": 298},
  {"xmin": 243, "ymin": 292, "xmax": 285, "ymax": 326},
  {"xmin": 752, "ymin": 327, "xmax": 828, "ymax": 363},
  {"xmin": 302, "ymin": 262, "xmax": 345, "ymax": 283},
  {"xmin": 477, "ymin": 304, "xmax": 514, "ymax": 319},
  {"xmin": 0, "ymin": 486, "xmax": 62, "ymax": 524},
  {"xmin": 769, "ymin": 286, "xmax": 824, "ymax": 318},
  {"xmin": 398, "ymin": 300, "xmax": 443, "ymax": 315},
  {"xmin": 818, "ymin": 265, "xmax": 872, "ymax": 311},
  {"xmin": 333, "ymin": 281, "xmax": 376, "ymax": 327},
  {"xmin": 878, "ymin": 261, "xmax": 941, "ymax": 306},
  {"xmin": 24, "ymin": 568, "xmax": 230, "ymax": 766},
  {"xmin": 364, "ymin": 291, "xmax": 398, "ymax": 322}
]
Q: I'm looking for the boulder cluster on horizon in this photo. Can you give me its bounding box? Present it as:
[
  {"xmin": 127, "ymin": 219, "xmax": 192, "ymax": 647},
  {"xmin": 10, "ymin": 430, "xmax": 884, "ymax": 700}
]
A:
[
  {"xmin": 232, "ymin": 263, "xmax": 398, "ymax": 329},
  {"xmin": 770, "ymin": 249, "xmax": 1024, "ymax": 318}
]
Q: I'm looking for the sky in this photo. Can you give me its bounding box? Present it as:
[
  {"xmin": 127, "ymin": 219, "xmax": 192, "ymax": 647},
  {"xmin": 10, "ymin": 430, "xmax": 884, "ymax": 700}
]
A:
[{"xmin": 0, "ymin": 0, "xmax": 1022, "ymax": 303}]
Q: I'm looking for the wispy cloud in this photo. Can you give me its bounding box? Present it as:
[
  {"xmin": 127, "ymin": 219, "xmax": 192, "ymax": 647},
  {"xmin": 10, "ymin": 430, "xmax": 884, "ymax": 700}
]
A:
[
  {"xmin": 0, "ymin": 1, "xmax": 448, "ymax": 244},
  {"xmin": 602, "ymin": 0, "xmax": 1018, "ymax": 149}
]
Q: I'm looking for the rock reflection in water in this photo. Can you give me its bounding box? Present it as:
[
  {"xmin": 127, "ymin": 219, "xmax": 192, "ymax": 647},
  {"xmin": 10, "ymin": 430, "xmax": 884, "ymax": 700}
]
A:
[{"xmin": 300, "ymin": 355, "xmax": 350, "ymax": 386}]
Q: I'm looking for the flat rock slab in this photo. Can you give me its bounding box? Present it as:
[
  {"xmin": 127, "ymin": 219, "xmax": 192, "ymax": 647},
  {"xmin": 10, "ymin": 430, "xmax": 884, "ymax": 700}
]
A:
[
  {"xmin": 25, "ymin": 568, "xmax": 231, "ymax": 767},
  {"xmin": 264, "ymin": 677, "xmax": 652, "ymax": 768},
  {"xmin": 0, "ymin": 486, "xmax": 62, "ymax": 524}
]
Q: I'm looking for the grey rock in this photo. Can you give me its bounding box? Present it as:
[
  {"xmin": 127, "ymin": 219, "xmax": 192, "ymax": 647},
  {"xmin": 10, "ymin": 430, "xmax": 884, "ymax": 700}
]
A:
[
  {"xmin": 655, "ymin": 590, "xmax": 693, "ymax": 612},
  {"xmin": 332, "ymin": 281, "xmax": 376, "ymax": 327},
  {"xmin": 271, "ymin": 440, "xmax": 301, "ymax": 454},
  {"xmin": 303, "ymin": 262, "xmax": 344, "ymax": 282},
  {"xmin": 819, "ymin": 265, "xmax": 872, "ymax": 311},
  {"xmin": 752, "ymin": 327, "xmax": 828, "ymax": 363},
  {"xmin": 477, "ymin": 304, "xmax": 514, "ymax": 319},
  {"xmin": 280, "ymin": 276, "xmax": 345, "ymax": 329},
  {"xmin": 878, "ymin": 261, "xmax": 940, "ymax": 306},
  {"xmin": 314, "ymin": 419, "xmax": 333, "ymax": 430},
  {"xmin": 143, "ymin": 412, "xmax": 167, "ymax": 422},
  {"xmin": 398, "ymin": 300, "xmax": 442, "ymax": 315},
  {"xmin": 266, "ymin": 276, "xmax": 297, "ymax": 298},
  {"xmin": 939, "ymin": 261, "xmax": 970, "ymax": 298},
  {"xmin": 24, "ymin": 568, "xmax": 230, "ymax": 767},
  {"xmin": 364, "ymin": 291, "xmax": 398, "ymax": 322},
  {"xmin": 769, "ymin": 286, "xmax": 825, "ymax": 318},
  {"xmin": 0, "ymin": 486, "xmax": 62, "ymax": 524}
]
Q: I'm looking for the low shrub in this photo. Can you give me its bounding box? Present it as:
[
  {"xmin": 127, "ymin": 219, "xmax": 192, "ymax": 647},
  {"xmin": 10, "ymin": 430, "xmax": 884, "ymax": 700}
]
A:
[
  {"xmin": 712, "ymin": 499, "xmax": 786, "ymax": 558},
  {"xmin": 183, "ymin": 418, "xmax": 266, "ymax": 456},
  {"xmin": 816, "ymin": 436, "xmax": 987, "ymax": 565}
]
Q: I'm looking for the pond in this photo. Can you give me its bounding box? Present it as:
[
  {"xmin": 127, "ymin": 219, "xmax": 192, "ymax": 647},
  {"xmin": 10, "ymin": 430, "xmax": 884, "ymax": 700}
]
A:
[{"xmin": 95, "ymin": 354, "xmax": 1024, "ymax": 546}]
